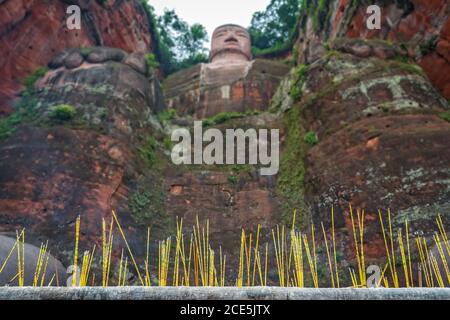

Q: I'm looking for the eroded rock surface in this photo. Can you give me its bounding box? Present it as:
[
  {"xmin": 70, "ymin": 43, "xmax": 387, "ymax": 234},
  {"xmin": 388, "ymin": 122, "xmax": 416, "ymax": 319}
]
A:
[
  {"xmin": 278, "ymin": 45, "xmax": 450, "ymax": 263},
  {"xmin": 294, "ymin": 0, "xmax": 450, "ymax": 100},
  {"xmin": 0, "ymin": 47, "xmax": 165, "ymax": 265},
  {"xmin": 0, "ymin": 0, "xmax": 158, "ymax": 115},
  {"xmin": 0, "ymin": 2, "xmax": 449, "ymax": 286}
]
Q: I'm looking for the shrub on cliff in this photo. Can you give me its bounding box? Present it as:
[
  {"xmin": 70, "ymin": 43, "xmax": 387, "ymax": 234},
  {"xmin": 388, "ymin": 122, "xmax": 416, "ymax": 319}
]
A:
[
  {"xmin": 157, "ymin": 108, "xmax": 177, "ymax": 122},
  {"xmin": 138, "ymin": 137, "xmax": 158, "ymax": 168},
  {"xmin": 23, "ymin": 67, "xmax": 48, "ymax": 93},
  {"xmin": 440, "ymin": 112, "xmax": 450, "ymax": 123},
  {"xmin": 145, "ymin": 53, "xmax": 160, "ymax": 73},
  {"xmin": 0, "ymin": 66, "xmax": 47, "ymax": 140},
  {"xmin": 203, "ymin": 111, "xmax": 259, "ymax": 127},
  {"xmin": 304, "ymin": 131, "xmax": 318, "ymax": 145},
  {"xmin": 49, "ymin": 104, "xmax": 76, "ymax": 121}
]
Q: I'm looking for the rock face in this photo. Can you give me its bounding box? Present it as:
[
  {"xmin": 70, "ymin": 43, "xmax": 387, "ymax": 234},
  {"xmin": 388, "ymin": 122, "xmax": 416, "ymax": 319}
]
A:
[
  {"xmin": 273, "ymin": 0, "xmax": 450, "ymax": 264},
  {"xmin": 166, "ymin": 170, "xmax": 279, "ymax": 261},
  {"xmin": 0, "ymin": 47, "xmax": 166, "ymax": 264},
  {"xmin": 0, "ymin": 0, "xmax": 158, "ymax": 115},
  {"xmin": 297, "ymin": 50, "xmax": 450, "ymax": 260},
  {"xmin": 162, "ymin": 3, "xmax": 450, "ymax": 281},
  {"xmin": 0, "ymin": 1, "xmax": 449, "ymax": 286},
  {"xmin": 294, "ymin": 0, "xmax": 450, "ymax": 100}
]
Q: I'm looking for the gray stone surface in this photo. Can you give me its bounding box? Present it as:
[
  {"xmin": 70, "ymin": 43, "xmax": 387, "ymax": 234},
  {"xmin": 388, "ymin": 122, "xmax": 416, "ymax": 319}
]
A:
[
  {"xmin": 64, "ymin": 51, "xmax": 84, "ymax": 69},
  {"xmin": 0, "ymin": 235, "xmax": 67, "ymax": 286},
  {"xmin": 0, "ymin": 287, "xmax": 449, "ymax": 300},
  {"xmin": 86, "ymin": 47, "xmax": 127, "ymax": 64},
  {"xmin": 124, "ymin": 52, "xmax": 148, "ymax": 75}
]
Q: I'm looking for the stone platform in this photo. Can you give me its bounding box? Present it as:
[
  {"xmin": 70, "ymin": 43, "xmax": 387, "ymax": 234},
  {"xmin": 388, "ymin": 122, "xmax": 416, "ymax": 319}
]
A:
[{"xmin": 0, "ymin": 287, "xmax": 449, "ymax": 300}]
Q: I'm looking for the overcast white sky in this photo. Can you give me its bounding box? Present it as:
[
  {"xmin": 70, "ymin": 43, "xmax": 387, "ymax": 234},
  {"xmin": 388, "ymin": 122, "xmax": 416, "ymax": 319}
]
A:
[{"xmin": 148, "ymin": 0, "xmax": 271, "ymax": 41}]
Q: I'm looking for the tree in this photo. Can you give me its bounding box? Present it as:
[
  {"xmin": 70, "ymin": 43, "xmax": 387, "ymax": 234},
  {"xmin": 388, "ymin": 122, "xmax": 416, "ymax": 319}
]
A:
[
  {"xmin": 156, "ymin": 9, "xmax": 209, "ymax": 73},
  {"xmin": 139, "ymin": 1, "xmax": 209, "ymax": 74},
  {"xmin": 248, "ymin": 0, "xmax": 301, "ymax": 53}
]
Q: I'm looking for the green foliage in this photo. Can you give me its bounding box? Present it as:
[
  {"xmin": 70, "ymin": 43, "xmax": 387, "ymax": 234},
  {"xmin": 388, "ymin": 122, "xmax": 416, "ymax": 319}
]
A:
[
  {"xmin": 277, "ymin": 106, "xmax": 307, "ymax": 228},
  {"xmin": 157, "ymin": 108, "xmax": 177, "ymax": 122},
  {"xmin": 79, "ymin": 47, "xmax": 93, "ymax": 58},
  {"xmin": 203, "ymin": 111, "xmax": 259, "ymax": 127},
  {"xmin": 393, "ymin": 54, "xmax": 409, "ymax": 64},
  {"xmin": 138, "ymin": 137, "xmax": 158, "ymax": 168},
  {"xmin": 304, "ymin": 131, "xmax": 318, "ymax": 145},
  {"xmin": 228, "ymin": 175, "xmax": 238, "ymax": 185},
  {"xmin": 172, "ymin": 53, "xmax": 209, "ymax": 72},
  {"xmin": 313, "ymin": 0, "xmax": 328, "ymax": 32},
  {"xmin": 290, "ymin": 64, "xmax": 308, "ymax": 101},
  {"xmin": 0, "ymin": 96, "xmax": 39, "ymax": 141},
  {"xmin": 49, "ymin": 104, "xmax": 76, "ymax": 121},
  {"xmin": 249, "ymin": 0, "xmax": 301, "ymax": 54},
  {"xmin": 439, "ymin": 112, "xmax": 450, "ymax": 123},
  {"xmin": 157, "ymin": 10, "xmax": 208, "ymax": 72},
  {"xmin": 230, "ymin": 164, "xmax": 253, "ymax": 174},
  {"xmin": 23, "ymin": 67, "xmax": 48, "ymax": 93},
  {"xmin": 419, "ymin": 39, "xmax": 437, "ymax": 56},
  {"xmin": 145, "ymin": 53, "xmax": 160, "ymax": 73},
  {"xmin": 395, "ymin": 0, "xmax": 414, "ymax": 14},
  {"xmin": 385, "ymin": 60, "xmax": 425, "ymax": 76},
  {"xmin": 0, "ymin": 67, "xmax": 47, "ymax": 140},
  {"xmin": 0, "ymin": 112, "xmax": 23, "ymax": 141},
  {"xmin": 139, "ymin": 0, "xmax": 170, "ymax": 71},
  {"xmin": 149, "ymin": 5, "xmax": 209, "ymax": 74},
  {"xmin": 163, "ymin": 136, "xmax": 173, "ymax": 150}
]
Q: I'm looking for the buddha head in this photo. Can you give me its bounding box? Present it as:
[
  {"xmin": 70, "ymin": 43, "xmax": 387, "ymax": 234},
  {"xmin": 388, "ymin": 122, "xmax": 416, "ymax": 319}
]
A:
[{"xmin": 210, "ymin": 24, "xmax": 252, "ymax": 63}]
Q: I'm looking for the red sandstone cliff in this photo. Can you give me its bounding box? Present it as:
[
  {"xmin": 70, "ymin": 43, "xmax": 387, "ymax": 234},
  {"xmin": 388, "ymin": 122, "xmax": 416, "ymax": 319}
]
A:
[
  {"xmin": 294, "ymin": 0, "xmax": 449, "ymax": 100},
  {"xmin": 0, "ymin": 0, "xmax": 449, "ymax": 285},
  {"xmin": 0, "ymin": 0, "xmax": 157, "ymax": 115},
  {"xmin": 277, "ymin": 0, "xmax": 450, "ymax": 264}
]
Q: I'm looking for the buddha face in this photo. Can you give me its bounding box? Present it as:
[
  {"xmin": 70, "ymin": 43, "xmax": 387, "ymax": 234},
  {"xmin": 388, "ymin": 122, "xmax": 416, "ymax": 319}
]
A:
[{"xmin": 210, "ymin": 24, "xmax": 252, "ymax": 63}]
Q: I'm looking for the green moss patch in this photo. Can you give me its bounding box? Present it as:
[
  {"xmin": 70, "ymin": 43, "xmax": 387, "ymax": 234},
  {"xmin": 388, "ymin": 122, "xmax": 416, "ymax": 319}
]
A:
[
  {"xmin": 128, "ymin": 187, "xmax": 168, "ymax": 229},
  {"xmin": 23, "ymin": 67, "xmax": 48, "ymax": 93},
  {"xmin": 439, "ymin": 112, "xmax": 450, "ymax": 123},
  {"xmin": 138, "ymin": 137, "xmax": 158, "ymax": 168},
  {"xmin": 290, "ymin": 64, "xmax": 309, "ymax": 101},
  {"xmin": 145, "ymin": 53, "xmax": 160, "ymax": 74},
  {"xmin": 0, "ymin": 96, "xmax": 39, "ymax": 141},
  {"xmin": 277, "ymin": 106, "xmax": 308, "ymax": 228},
  {"xmin": 157, "ymin": 108, "xmax": 177, "ymax": 123},
  {"xmin": 203, "ymin": 111, "xmax": 259, "ymax": 127}
]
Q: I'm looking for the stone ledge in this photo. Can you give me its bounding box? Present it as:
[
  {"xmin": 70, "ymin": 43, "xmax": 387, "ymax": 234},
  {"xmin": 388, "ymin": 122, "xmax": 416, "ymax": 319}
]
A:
[{"xmin": 0, "ymin": 287, "xmax": 449, "ymax": 300}]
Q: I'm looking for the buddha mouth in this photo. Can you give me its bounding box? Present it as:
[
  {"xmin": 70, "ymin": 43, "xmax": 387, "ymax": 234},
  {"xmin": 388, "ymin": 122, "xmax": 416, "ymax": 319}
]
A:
[{"xmin": 209, "ymin": 46, "xmax": 252, "ymax": 62}]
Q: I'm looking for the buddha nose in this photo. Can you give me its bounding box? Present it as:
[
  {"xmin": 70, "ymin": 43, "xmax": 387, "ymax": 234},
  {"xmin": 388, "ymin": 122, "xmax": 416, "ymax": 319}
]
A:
[{"xmin": 224, "ymin": 35, "xmax": 239, "ymax": 43}]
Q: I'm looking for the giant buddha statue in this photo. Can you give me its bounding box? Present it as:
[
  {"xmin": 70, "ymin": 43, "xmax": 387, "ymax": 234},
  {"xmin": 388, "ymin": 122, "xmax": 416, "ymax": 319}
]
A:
[{"xmin": 163, "ymin": 24, "xmax": 290, "ymax": 118}]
